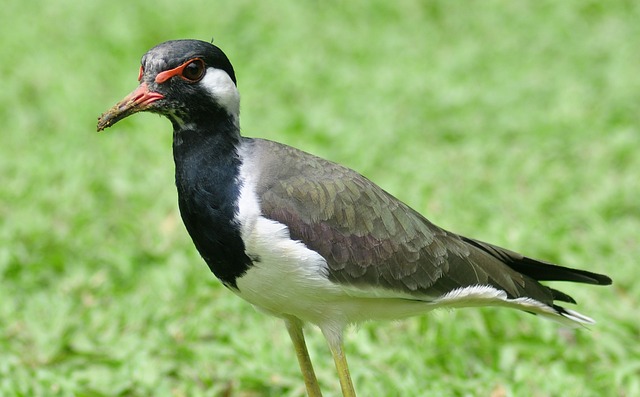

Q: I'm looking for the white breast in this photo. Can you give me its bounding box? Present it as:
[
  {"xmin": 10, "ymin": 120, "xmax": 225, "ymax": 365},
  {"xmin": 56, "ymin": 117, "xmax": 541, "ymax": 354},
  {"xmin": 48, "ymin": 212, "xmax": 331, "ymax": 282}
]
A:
[{"xmin": 233, "ymin": 147, "xmax": 347, "ymax": 326}]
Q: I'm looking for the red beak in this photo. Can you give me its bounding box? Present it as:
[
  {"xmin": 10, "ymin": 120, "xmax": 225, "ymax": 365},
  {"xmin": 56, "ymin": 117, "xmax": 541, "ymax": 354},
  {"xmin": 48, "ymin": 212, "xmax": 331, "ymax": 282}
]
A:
[{"xmin": 97, "ymin": 83, "xmax": 164, "ymax": 131}]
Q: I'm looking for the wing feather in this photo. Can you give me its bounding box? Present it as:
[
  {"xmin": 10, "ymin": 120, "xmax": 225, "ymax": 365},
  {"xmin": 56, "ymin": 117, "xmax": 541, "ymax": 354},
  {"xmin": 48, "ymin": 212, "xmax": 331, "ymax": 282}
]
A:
[{"xmin": 247, "ymin": 139, "xmax": 610, "ymax": 306}]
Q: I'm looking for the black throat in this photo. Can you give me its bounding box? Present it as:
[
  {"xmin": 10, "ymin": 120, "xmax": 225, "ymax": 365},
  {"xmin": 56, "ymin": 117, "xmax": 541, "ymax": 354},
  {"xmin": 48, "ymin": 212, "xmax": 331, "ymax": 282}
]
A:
[{"xmin": 172, "ymin": 113, "xmax": 251, "ymax": 288}]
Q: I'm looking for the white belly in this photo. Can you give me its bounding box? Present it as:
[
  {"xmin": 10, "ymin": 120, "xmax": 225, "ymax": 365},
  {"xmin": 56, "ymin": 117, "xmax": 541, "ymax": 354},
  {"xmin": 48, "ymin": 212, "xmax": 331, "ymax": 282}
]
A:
[{"xmin": 234, "ymin": 214, "xmax": 335, "ymax": 310}]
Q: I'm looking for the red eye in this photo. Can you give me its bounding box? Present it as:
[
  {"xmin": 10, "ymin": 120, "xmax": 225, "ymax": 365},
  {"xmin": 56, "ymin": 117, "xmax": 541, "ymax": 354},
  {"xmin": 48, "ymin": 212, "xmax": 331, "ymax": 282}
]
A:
[
  {"xmin": 181, "ymin": 59, "xmax": 205, "ymax": 82},
  {"xmin": 138, "ymin": 66, "xmax": 143, "ymax": 82},
  {"xmin": 155, "ymin": 58, "xmax": 206, "ymax": 84}
]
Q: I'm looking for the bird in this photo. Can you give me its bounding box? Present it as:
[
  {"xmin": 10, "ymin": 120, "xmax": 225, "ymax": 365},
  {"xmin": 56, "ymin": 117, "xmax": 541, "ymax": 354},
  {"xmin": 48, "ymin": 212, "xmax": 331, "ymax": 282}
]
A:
[{"xmin": 97, "ymin": 39, "xmax": 612, "ymax": 396}]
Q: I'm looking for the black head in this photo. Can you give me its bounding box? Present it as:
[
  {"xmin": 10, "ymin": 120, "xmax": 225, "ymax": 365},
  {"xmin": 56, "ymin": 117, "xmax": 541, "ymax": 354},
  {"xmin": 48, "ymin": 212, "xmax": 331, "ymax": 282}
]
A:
[
  {"xmin": 141, "ymin": 39, "xmax": 236, "ymax": 86},
  {"xmin": 97, "ymin": 39, "xmax": 239, "ymax": 131}
]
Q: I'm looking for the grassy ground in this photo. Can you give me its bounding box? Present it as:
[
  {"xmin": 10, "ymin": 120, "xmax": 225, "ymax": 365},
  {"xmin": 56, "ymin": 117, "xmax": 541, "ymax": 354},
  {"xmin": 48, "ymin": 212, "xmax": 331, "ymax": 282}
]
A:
[{"xmin": 1, "ymin": 1, "xmax": 638, "ymax": 396}]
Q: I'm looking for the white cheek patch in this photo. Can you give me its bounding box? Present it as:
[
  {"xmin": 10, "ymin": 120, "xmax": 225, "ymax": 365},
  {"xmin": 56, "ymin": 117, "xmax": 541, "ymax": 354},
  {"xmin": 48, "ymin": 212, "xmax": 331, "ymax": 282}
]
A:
[{"xmin": 200, "ymin": 67, "xmax": 240, "ymax": 121}]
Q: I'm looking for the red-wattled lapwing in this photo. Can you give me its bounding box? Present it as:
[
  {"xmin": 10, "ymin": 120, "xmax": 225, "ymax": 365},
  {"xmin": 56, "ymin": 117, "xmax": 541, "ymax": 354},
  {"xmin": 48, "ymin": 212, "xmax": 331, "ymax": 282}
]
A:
[{"xmin": 97, "ymin": 39, "xmax": 612, "ymax": 397}]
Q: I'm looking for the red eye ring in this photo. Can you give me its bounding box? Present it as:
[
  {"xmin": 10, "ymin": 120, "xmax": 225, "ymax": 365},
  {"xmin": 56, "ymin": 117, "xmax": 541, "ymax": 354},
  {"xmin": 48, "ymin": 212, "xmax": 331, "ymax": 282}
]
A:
[
  {"xmin": 181, "ymin": 59, "xmax": 205, "ymax": 81},
  {"xmin": 155, "ymin": 58, "xmax": 206, "ymax": 84},
  {"xmin": 138, "ymin": 66, "xmax": 144, "ymax": 82}
]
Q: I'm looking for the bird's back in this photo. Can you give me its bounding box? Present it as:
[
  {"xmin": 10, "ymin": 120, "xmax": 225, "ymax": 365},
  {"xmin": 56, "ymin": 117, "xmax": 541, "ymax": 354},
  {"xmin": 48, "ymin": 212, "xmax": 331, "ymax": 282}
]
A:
[{"xmin": 242, "ymin": 138, "xmax": 609, "ymax": 318}]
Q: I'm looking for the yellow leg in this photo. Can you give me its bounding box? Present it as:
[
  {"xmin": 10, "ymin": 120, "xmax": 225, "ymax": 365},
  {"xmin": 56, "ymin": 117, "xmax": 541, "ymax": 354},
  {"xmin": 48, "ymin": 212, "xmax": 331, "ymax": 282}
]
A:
[
  {"xmin": 323, "ymin": 330, "xmax": 356, "ymax": 397},
  {"xmin": 285, "ymin": 318, "xmax": 323, "ymax": 397}
]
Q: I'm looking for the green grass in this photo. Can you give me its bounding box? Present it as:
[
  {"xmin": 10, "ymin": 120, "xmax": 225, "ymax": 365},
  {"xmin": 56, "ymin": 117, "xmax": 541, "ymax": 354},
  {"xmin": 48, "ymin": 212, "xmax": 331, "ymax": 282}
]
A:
[{"xmin": 1, "ymin": 0, "xmax": 638, "ymax": 396}]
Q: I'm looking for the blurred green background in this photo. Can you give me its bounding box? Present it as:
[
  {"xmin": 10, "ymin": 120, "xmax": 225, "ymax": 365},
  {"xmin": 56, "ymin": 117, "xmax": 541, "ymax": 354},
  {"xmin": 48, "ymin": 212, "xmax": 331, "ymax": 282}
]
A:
[{"xmin": 1, "ymin": 1, "xmax": 638, "ymax": 396}]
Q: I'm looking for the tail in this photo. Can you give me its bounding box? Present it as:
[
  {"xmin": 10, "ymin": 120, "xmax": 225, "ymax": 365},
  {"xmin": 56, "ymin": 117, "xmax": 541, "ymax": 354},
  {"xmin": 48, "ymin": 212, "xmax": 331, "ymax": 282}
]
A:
[
  {"xmin": 458, "ymin": 236, "xmax": 612, "ymax": 325},
  {"xmin": 462, "ymin": 237, "xmax": 612, "ymax": 286},
  {"xmin": 434, "ymin": 285, "xmax": 599, "ymax": 327}
]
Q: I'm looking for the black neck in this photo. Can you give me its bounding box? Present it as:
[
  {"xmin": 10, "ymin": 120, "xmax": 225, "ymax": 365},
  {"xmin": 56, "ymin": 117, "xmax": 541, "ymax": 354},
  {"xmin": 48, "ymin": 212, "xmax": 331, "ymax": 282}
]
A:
[{"xmin": 172, "ymin": 114, "xmax": 251, "ymax": 288}]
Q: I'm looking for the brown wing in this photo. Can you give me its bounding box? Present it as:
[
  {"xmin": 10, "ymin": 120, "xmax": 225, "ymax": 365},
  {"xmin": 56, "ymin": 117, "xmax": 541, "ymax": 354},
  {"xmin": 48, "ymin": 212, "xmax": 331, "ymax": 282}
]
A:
[{"xmin": 248, "ymin": 138, "xmax": 609, "ymax": 304}]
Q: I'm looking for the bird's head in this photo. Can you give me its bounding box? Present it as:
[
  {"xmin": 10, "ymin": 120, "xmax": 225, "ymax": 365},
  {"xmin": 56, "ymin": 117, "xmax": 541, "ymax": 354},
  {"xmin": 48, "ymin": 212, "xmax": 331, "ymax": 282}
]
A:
[{"xmin": 97, "ymin": 39, "xmax": 239, "ymax": 132}]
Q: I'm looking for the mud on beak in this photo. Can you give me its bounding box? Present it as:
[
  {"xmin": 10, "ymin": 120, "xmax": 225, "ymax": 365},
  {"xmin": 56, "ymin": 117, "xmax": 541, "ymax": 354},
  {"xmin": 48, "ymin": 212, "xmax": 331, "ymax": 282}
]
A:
[{"xmin": 97, "ymin": 83, "xmax": 164, "ymax": 131}]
